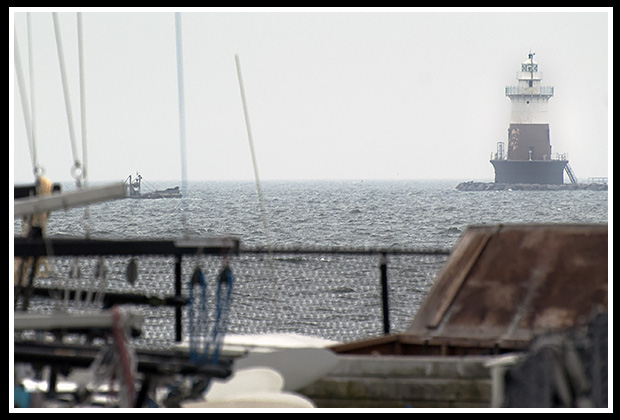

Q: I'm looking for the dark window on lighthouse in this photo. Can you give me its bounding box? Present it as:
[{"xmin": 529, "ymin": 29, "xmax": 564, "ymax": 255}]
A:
[{"xmin": 529, "ymin": 80, "xmax": 533, "ymax": 87}]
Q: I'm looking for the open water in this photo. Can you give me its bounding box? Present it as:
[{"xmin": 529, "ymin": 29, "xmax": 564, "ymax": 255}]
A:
[
  {"xmin": 14, "ymin": 179, "xmax": 609, "ymax": 344},
  {"xmin": 24, "ymin": 179, "xmax": 609, "ymax": 249}
]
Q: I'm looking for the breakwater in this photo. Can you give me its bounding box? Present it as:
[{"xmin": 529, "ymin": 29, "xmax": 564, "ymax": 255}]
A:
[{"xmin": 455, "ymin": 181, "xmax": 608, "ymax": 192}]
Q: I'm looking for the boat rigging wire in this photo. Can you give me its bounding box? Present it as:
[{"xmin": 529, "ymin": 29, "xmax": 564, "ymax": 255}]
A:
[
  {"xmin": 14, "ymin": 25, "xmax": 39, "ymax": 179},
  {"xmin": 52, "ymin": 12, "xmax": 84, "ymax": 188},
  {"xmin": 52, "ymin": 12, "xmax": 91, "ymax": 239},
  {"xmin": 26, "ymin": 14, "xmax": 42, "ymax": 179},
  {"xmin": 235, "ymin": 55, "xmax": 273, "ymax": 249},
  {"xmin": 16, "ymin": 13, "xmax": 89, "ymax": 188},
  {"xmin": 77, "ymin": 12, "xmax": 88, "ymax": 186},
  {"xmin": 234, "ymin": 54, "xmax": 280, "ymax": 329},
  {"xmin": 174, "ymin": 12, "xmax": 189, "ymax": 238}
]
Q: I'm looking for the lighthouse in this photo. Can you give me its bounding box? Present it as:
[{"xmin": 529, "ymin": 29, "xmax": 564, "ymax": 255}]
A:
[{"xmin": 490, "ymin": 52, "xmax": 572, "ymax": 184}]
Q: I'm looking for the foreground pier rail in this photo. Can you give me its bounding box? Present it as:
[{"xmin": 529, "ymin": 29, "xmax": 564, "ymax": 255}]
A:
[{"xmin": 14, "ymin": 237, "xmax": 451, "ymax": 345}]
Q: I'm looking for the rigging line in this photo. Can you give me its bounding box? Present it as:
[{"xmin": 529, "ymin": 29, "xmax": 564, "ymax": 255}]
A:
[
  {"xmin": 234, "ymin": 55, "xmax": 273, "ymax": 248},
  {"xmin": 52, "ymin": 12, "xmax": 83, "ymax": 187},
  {"xmin": 76, "ymin": 12, "xmax": 91, "ymax": 238},
  {"xmin": 26, "ymin": 13, "xmax": 41, "ymax": 178},
  {"xmin": 14, "ymin": 27, "xmax": 37, "ymax": 178},
  {"xmin": 77, "ymin": 12, "xmax": 88, "ymax": 185},
  {"xmin": 234, "ymin": 54, "xmax": 280, "ymax": 329},
  {"xmin": 175, "ymin": 12, "xmax": 189, "ymax": 238}
]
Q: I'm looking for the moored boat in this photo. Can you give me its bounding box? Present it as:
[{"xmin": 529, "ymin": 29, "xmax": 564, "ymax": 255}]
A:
[{"xmin": 126, "ymin": 173, "xmax": 182, "ymax": 199}]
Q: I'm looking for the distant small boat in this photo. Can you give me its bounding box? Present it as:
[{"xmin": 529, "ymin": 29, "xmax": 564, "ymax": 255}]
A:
[{"xmin": 126, "ymin": 173, "xmax": 182, "ymax": 199}]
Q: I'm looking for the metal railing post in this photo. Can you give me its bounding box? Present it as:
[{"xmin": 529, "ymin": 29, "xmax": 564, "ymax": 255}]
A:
[
  {"xmin": 174, "ymin": 253, "xmax": 183, "ymax": 342},
  {"xmin": 380, "ymin": 252, "xmax": 390, "ymax": 335}
]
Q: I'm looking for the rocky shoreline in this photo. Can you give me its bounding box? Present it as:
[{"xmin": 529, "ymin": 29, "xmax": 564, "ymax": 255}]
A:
[{"xmin": 455, "ymin": 181, "xmax": 608, "ymax": 191}]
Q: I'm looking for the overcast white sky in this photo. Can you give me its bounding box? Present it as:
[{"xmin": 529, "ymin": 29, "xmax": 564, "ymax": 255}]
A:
[{"xmin": 11, "ymin": 8, "xmax": 611, "ymax": 184}]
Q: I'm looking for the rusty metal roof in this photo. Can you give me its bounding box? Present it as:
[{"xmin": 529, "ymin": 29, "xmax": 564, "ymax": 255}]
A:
[{"xmin": 334, "ymin": 224, "xmax": 608, "ymax": 356}]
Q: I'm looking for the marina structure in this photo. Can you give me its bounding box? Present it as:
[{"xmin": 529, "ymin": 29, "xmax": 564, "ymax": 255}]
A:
[{"xmin": 490, "ymin": 53, "xmax": 575, "ymax": 185}]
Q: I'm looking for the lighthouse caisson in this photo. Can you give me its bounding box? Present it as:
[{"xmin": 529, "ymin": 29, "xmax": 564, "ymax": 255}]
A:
[{"xmin": 490, "ymin": 52, "xmax": 573, "ymax": 185}]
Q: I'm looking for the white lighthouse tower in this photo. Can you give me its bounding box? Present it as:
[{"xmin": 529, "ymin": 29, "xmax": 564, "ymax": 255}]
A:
[{"xmin": 491, "ymin": 52, "xmax": 571, "ymax": 184}]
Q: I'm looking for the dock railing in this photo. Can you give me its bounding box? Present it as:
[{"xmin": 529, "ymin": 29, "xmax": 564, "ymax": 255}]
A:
[{"xmin": 14, "ymin": 238, "xmax": 450, "ymax": 348}]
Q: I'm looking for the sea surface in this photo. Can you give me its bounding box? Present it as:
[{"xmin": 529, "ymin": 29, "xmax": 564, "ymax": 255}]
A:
[{"xmin": 14, "ymin": 179, "xmax": 609, "ymax": 345}]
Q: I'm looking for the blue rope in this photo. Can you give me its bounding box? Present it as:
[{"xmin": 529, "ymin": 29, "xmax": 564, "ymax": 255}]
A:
[
  {"xmin": 210, "ymin": 265, "xmax": 234, "ymax": 364},
  {"xmin": 188, "ymin": 264, "xmax": 234, "ymax": 365}
]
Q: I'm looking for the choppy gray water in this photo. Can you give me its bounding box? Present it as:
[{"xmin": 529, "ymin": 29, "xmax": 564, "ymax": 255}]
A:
[
  {"xmin": 27, "ymin": 179, "xmax": 609, "ymax": 247},
  {"xmin": 15, "ymin": 179, "xmax": 608, "ymax": 344}
]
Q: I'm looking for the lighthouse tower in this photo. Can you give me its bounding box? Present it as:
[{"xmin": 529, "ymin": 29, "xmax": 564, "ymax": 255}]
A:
[{"xmin": 490, "ymin": 52, "xmax": 569, "ymax": 184}]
